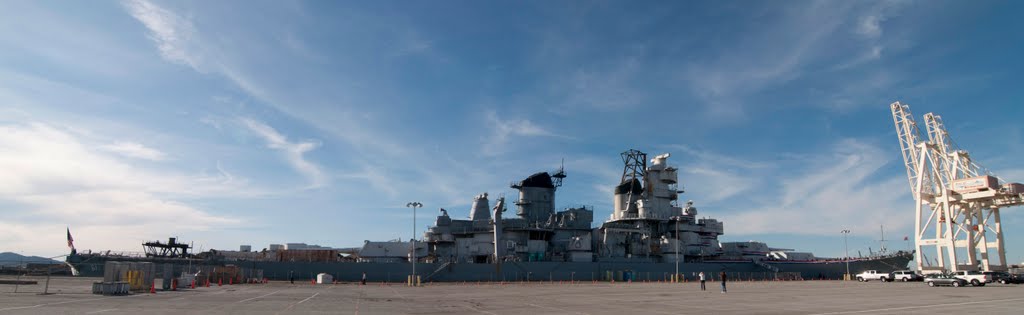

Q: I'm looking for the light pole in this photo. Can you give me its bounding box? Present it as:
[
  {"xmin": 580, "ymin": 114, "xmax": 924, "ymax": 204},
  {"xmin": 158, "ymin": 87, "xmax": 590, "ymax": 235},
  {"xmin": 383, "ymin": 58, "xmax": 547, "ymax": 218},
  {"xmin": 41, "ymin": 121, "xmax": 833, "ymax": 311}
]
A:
[
  {"xmin": 674, "ymin": 217, "xmax": 679, "ymax": 282},
  {"xmin": 406, "ymin": 201, "xmax": 422, "ymax": 285},
  {"xmin": 841, "ymin": 229, "xmax": 851, "ymax": 280}
]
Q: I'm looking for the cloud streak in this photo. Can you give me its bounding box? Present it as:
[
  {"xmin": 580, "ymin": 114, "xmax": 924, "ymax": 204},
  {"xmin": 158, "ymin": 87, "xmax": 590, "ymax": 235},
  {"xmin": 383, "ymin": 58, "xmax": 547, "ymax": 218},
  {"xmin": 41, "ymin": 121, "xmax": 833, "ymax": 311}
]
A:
[
  {"xmin": 714, "ymin": 139, "xmax": 911, "ymax": 236},
  {"xmin": 481, "ymin": 110, "xmax": 568, "ymax": 157},
  {"xmin": 240, "ymin": 118, "xmax": 327, "ymax": 189},
  {"xmin": 100, "ymin": 141, "xmax": 167, "ymax": 161},
  {"xmin": 122, "ymin": 0, "xmax": 201, "ymax": 70}
]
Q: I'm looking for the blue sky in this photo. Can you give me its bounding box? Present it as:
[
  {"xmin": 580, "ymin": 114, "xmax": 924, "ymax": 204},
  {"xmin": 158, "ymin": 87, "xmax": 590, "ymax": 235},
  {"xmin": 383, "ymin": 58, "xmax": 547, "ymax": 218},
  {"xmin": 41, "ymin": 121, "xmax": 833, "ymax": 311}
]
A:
[{"xmin": 2, "ymin": 1, "xmax": 1022, "ymax": 263}]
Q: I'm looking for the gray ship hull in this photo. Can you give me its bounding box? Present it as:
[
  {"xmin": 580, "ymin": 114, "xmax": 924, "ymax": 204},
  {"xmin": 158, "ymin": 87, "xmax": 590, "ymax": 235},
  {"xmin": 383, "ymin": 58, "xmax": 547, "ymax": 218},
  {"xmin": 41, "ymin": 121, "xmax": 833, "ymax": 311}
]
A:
[
  {"xmin": 245, "ymin": 252, "xmax": 912, "ymax": 282},
  {"xmin": 68, "ymin": 251, "xmax": 911, "ymax": 282}
]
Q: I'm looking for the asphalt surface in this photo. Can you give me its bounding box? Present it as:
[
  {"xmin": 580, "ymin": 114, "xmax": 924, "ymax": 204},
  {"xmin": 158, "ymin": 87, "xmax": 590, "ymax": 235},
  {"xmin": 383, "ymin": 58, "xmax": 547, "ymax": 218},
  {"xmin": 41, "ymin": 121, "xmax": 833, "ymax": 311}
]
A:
[{"xmin": 2, "ymin": 276, "xmax": 1023, "ymax": 314}]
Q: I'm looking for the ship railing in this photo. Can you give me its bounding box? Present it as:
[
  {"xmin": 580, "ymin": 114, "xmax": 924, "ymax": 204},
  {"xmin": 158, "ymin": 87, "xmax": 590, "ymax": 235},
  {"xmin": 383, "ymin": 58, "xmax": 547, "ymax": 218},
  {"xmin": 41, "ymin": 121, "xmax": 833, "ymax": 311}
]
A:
[
  {"xmin": 616, "ymin": 213, "xmax": 665, "ymax": 220},
  {"xmin": 560, "ymin": 204, "xmax": 594, "ymax": 212},
  {"xmin": 82, "ymin": 250, "xmax": 147, "ymax": 258}
]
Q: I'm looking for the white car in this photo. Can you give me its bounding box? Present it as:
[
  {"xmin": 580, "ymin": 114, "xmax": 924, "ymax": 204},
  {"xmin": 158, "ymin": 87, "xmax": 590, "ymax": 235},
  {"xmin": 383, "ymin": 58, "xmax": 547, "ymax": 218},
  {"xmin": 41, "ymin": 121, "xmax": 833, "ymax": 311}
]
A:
[
  {"xmin": 951, "ymin": 270, "xmax": 991, "ymax": 286},
  {"xmin": 856, "ymin": 270, "xmax": 890, "ymax": 282},
  {"xmin": 891, "ymin": 270, "xmax": 921, "ymax": 282}
]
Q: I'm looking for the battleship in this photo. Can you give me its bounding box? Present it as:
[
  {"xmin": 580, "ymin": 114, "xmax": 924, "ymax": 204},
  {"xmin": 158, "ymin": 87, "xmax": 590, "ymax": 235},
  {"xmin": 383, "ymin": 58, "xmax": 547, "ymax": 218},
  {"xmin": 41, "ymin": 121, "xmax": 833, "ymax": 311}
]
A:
[{"xmin": 67, "ymin": 149, "xmax": 912, "ymax": 281}]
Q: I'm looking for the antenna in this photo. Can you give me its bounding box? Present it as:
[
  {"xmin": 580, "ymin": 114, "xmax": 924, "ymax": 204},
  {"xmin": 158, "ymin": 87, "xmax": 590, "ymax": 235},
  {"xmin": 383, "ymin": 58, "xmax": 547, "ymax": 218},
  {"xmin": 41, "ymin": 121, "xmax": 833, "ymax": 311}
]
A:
[
  {"xmin": 551, "ymin": 158, "xmax": 566, "ymax": 188},
  {"xmin": 877, "ymin": 225, "xmax": 887, "ymax": 254}
]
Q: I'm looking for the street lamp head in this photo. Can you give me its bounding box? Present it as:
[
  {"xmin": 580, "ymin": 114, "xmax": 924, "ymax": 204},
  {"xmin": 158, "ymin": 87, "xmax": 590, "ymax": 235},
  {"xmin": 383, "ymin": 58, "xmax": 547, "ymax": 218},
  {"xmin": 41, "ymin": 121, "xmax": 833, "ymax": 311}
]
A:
[{"xmin": 406, "ymin": 202, "xmax": 422, "ymax": 208}]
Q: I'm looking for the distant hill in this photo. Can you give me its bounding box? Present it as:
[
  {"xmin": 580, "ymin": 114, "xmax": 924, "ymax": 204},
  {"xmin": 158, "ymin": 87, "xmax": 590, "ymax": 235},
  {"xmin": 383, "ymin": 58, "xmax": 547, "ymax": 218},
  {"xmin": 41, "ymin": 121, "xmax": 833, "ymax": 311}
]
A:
[{"xmin": 0, "ymin": 252, "xmax": 61, "ymax": 266}]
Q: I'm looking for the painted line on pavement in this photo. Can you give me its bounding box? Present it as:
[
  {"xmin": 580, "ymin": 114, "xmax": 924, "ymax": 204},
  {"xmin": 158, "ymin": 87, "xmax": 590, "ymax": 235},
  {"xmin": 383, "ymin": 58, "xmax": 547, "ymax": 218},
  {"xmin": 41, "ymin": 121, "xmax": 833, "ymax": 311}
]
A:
[
  {"xmin": 0, "ymin": 297, "xmax": 118, "ymax": 312},
  {"xmin": 808, "ymin": 297, "xmax": 1024, "ymax": 315},
  {"xmin": 462, "ymin": 305, "xmax": 500, "ymax": 315},
  {"xmin": 237, "ymin": 290, "xmax": 282, "ymax": 303},
  {"xmin": 297, "ymin": 292, "xmax": 319, "ymax": 304}
]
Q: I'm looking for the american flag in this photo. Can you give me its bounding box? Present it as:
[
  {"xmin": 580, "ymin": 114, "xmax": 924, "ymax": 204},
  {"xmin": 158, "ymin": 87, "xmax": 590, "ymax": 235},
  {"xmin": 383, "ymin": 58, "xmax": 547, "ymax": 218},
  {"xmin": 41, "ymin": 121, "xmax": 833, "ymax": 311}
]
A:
[{"xmin": 67, "ymin": 227, "xmax": 75, "ymax": 249}]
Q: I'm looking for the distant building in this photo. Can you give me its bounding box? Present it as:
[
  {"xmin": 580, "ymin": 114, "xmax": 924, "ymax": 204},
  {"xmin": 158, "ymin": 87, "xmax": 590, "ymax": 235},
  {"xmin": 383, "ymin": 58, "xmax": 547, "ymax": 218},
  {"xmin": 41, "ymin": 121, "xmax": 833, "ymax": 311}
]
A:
[{"xmin": 358, "ymin": 240, "xmax": 426, "ymax": 263}]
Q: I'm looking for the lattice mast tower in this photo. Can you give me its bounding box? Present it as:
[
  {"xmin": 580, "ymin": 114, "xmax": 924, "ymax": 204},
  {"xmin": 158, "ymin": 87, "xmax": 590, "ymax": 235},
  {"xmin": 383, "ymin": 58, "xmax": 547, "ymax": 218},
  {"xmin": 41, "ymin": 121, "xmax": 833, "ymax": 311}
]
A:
[{"xmin": 891, "ymin": 101, "xmax": 1024, "ymax": 272}]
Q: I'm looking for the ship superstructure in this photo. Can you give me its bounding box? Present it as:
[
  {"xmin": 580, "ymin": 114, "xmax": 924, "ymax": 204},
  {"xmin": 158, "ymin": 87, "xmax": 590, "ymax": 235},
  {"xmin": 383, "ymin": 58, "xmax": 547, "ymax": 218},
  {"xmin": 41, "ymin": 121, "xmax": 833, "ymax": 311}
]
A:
[
  {"xmin": 599, "ymin": 150, "xmax": 724, "ymax": 262},
  {"xmin": 419, "ymin": 149, "xmax": 839, "ymax": 265},
  {"xmin": 423, "ymin": 164, "xmax": 596, "ymax": 264}
]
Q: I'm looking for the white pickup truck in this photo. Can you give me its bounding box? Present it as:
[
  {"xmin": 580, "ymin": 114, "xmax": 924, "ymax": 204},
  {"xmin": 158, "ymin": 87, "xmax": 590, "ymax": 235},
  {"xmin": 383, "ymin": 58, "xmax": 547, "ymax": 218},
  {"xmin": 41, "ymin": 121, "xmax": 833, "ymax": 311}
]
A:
[
  {"xmin": 952, "ymin": 270, "xmax": 991, "ymax": 286},
  {"xmin": 856, "ymin": 270, "xmax": 890, "ymax": 282}
]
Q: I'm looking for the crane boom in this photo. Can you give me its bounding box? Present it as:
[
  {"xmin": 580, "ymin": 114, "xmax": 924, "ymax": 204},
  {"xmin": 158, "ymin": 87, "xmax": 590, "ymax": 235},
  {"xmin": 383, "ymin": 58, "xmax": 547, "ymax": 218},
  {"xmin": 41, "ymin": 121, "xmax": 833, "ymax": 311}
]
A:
[
  {"xmin": 891, "ymin": 101, "xmax": 1023, "ymax": 273},
  {"xmin": 890, "ymin": 102, "xmax": 931, "ymax": 200}
]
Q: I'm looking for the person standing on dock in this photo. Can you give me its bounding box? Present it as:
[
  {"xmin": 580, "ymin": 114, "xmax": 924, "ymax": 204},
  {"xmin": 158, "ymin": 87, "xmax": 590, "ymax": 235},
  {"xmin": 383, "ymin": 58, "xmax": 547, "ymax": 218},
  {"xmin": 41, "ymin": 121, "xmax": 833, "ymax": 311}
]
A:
[
  {"xmin": 720, "ymin": 271, "xmax": 727, "ymax": 293},
  {"xmin": 699, "ymin": 271, "xmax": 706, "ymax": 291},
  {"xmin": 361, "ymin": 272, "xmax": 367, "ymax": 285}
]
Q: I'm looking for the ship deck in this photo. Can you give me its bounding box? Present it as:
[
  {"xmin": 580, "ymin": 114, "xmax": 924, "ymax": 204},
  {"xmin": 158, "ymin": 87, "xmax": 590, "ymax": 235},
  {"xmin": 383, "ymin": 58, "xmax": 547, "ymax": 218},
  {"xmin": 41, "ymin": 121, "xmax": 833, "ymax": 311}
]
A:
[{"xmin": 3, "ymin": 276, "xmax": 1024, "ymax": 314}]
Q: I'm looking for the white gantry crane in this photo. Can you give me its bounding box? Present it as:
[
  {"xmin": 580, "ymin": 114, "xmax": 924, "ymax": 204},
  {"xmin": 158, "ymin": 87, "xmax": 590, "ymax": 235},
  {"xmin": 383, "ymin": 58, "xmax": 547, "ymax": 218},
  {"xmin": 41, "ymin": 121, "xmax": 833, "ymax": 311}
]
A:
[{"xmin": 891, "ymin": 101, "xmax": 1024, "ymax": 273}]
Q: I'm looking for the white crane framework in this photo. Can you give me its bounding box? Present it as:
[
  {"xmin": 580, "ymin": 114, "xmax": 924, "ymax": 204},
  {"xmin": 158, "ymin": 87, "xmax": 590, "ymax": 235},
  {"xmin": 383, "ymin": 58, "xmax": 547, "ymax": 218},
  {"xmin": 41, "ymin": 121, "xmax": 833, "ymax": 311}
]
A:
[{"xmin": 891, "ymin": 101, "xmax": 1024, "ymax": 272}]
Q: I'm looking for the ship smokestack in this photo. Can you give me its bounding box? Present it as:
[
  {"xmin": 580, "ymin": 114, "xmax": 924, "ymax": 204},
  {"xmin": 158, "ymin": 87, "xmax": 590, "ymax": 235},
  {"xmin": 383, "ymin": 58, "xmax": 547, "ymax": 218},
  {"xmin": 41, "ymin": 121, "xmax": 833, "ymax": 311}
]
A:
[{"xmin": 470, "ymin": 193, "xmax": 491, "ymax": 221}]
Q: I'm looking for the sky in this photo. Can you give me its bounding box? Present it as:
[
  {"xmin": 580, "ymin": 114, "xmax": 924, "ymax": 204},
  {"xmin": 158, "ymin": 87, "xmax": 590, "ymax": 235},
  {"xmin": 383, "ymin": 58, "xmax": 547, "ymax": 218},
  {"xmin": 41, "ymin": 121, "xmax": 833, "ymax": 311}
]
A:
[{"xmin": 1, "ymin": 0, "xmax": 1022, "ymax": 264}]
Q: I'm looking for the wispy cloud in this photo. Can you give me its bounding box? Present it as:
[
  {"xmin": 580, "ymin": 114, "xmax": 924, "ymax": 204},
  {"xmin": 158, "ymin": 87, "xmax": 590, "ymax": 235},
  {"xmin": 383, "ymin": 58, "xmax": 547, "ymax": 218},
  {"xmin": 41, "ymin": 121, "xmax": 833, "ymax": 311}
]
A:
[
  {"xmin": 487, "ymin": 110, "xmax": 555, "ymax": 142},
  {"xmin": 667, "ymin": 144, "xmax": 773, "ymax": 171},
  {"xmin": 717, "ymin": 139, "xmax": 911, "ymax": 236},
  {"xmin": 100, "ymin": 141, "xmax": 167, "ymax": 161},
  {"xmin": 339, "ymin": 163, "xmax": 399, "ymax": 199},
  {"xmin": 680, "ymin": 3, "xmax": 849, "ymax": 118},
  {"xmin": 673, "ymin": 2, "xmax": 911, "ymax": 119},
  {"xmin": 482, "ymin": 110, "xmax": 568, "ymax": 156},
  {"xmin": 122, "ymin": 0, "xmax": 201, "ymax": 70},
  {"xmin": 831, "ymin": 46, "xmax": 884, "ymax": 71},
  {"xmin": 857, "ymin": 15, "xmax": 884, "ymax": 39},
  {"xmin": 240, "ymin": 118, "xmax": 327, "ymax": 189},
  {"xmin": 684, "ymin": 166, "xmax": 756, "ymax": 203},
  {"xmin": 0, "ymin": 122, "xmax": 244, "ymax": 254},
  {"xmin": 122, "ymin": 1, "xmax": 409, "ymax": 159},
  {"xmin": 656, "ymin": 145, "xmax": 772, "ymax": 204}
]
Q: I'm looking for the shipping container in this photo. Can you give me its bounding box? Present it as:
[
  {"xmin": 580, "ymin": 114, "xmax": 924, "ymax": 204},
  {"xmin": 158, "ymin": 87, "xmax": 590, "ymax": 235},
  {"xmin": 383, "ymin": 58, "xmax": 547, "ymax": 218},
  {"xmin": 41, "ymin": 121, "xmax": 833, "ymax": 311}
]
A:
[
  {"xmin": 1004, "ymin": 183, "xmax": 1024, "ymax": 195},
  {"xmin": 276, "ymin": 249, "xmax": 339, "ymax": 262},
  {"xmin": 951, "ymin": 175, "xmax": 999, "ymax": 193}
]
